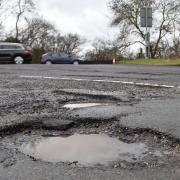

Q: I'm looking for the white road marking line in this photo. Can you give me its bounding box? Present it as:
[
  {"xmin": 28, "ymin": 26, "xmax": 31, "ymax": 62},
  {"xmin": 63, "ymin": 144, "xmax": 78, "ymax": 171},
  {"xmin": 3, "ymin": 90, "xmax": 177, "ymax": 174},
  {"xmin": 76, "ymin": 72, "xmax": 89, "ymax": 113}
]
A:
[
  {"xmin": 160, "ymin": 85, "xmax": 175, "ymax": 88},
  {"xmin": 135, "ymin": 82, "xmax": 160, "ymax": 87},
  {"xmin": 20, "ymin": 75, "xmax": 177, "ymax": 89},
  {"xmin": 21, "ymin": 75, "xmax": 43, "ymax": 79},
  {"xmin": 92, "ymin": 80, "xmax": 108, "ymax": 82},
  {"xmin": 120, "ymin": 81, "xmax": 135, "ymax": 85}
]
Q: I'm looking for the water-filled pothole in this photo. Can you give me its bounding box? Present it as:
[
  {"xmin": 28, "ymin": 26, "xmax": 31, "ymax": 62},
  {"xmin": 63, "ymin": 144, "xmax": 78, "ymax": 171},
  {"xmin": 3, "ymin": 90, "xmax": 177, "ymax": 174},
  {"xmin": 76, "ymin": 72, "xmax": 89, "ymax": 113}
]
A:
[{"xmin": 20, "ymin": 134, "xmax": 148, "ymax": 166}]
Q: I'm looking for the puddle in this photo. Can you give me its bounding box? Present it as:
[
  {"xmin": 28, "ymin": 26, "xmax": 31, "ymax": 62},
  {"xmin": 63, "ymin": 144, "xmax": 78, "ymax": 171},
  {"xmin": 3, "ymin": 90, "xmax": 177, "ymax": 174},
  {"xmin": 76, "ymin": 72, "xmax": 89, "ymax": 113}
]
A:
[
  {"xmin": 63, "ymin": 103, "xmax": 108, "ymax": 109},
  {"xmin": 20, "ymin": 134, "xmax": 148, "ymax": 166}
]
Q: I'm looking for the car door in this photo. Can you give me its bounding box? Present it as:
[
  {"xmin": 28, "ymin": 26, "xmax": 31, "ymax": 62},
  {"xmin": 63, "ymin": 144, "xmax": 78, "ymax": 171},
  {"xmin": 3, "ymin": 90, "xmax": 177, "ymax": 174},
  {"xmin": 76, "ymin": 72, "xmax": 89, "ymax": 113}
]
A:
[
  {"xmin": 51, "ymin": 53, "xmax": 61, "ymax": 64},
  {"xmin": 0, "ymin": 45, "xmax": 12, "ymax": 62},
  {"xmin": 59, "ymin": 53, "xmax": 71, "ymax": 64},
  {"xmin": 53, "ymin": 53, "xmax": 67, "ymax": 64}
]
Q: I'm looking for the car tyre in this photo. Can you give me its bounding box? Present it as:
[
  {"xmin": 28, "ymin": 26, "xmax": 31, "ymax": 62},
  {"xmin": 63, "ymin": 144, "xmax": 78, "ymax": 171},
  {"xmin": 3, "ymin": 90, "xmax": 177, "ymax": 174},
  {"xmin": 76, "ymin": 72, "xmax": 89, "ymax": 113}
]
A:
[
  {"xmin": 46, "ymin": 61, "xmax": 52, "ymax": 65},
  {"xmin": 14, "ymin": 56, "xmax": 24, "ymax": 64},
  {"xmin": 73, "ymin": 61, "xmax": 79, "ymax": 65}
]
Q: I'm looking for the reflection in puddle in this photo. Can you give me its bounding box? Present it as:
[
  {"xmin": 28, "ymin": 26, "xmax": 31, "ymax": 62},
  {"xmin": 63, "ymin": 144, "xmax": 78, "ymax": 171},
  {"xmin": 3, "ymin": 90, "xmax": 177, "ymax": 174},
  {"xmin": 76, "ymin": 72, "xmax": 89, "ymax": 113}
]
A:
[
  {"xmin": 63, "ymin": 103, "xmax": 107, "ymax": 109},
  {"xmin": 20, "ymin": 134, "xmax": 148, "ymax": 166}
]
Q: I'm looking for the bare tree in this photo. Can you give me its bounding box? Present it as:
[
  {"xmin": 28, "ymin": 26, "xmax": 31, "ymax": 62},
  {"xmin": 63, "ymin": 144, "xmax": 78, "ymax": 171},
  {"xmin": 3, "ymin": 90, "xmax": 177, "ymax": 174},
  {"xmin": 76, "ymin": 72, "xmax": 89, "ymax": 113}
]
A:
[
  {"xmin": 56, "ymin": 33, "xmax": 86, "ymax": 55},
  {"xmin": 0, "ymin": 0, "xmax": 5, "ymax": 9},
  {"xmin": 85, "ymin": 40, "xmax": 114, "ymax": 63},
  {"xmin": 171, "ymin": 37, "xmax": 180, "ymax": 58},
  {"xmin": 109, "ymin": 0, "xmax": 180, "ymax": 58},
  {"xmin": 164, "ymin": 36, "xmax": 180, "ymax": 58},
  {"xmin": 20, "ymin": 18, "xmax": 57, "ymax": 49},
  {"xmin": 85, "ymin": 37, "xmax": 126, "ymax": 63},
  {"xmin": 12, "ymin": 0, "xmax": 35, "ymax": 40},
  {"xmin": 20, "ymin": 17, "xmax": 85, "ymax": 53},
  {"xmin": 18, "ymin": 17, "xmax": 57, "ymax": 63},
  {"xmin": 0, "ymin": 23, "xmax": 3, "ymax": 40},
  {"xmin": 169, "ymin": 23, "xmax": 180, "ymax": 58},
  {"xmin": 0, "ymin": 0, "xmax": 3, "ymax": 8},
  {"xmin": 0, "ymin": 0, "xmax": 5, "ymax": 39}
]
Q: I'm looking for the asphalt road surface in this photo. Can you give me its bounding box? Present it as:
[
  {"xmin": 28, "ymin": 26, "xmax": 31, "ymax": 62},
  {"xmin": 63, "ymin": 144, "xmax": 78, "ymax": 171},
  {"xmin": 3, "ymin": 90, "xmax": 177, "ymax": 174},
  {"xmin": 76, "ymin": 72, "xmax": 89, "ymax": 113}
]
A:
[{"xmin": 0, "ymin": 64, "xmax": 180, "ymax": 180}]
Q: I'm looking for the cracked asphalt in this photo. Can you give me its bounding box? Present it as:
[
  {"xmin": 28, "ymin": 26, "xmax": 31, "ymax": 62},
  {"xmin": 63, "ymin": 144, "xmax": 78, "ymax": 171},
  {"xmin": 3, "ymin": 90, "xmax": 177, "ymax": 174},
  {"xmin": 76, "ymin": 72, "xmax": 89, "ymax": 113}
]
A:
[{"xmin": 0, "ymin": 64, "xmax": 180, "ymax": 180}]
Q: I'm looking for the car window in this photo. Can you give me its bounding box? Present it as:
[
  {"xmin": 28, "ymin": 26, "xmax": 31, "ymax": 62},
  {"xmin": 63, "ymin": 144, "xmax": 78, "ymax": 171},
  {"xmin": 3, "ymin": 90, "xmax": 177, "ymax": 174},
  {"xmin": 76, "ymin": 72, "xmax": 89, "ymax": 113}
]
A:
[
  {"xmin": 0, "ymin": 45, "xmax": 3, "ymax": 50},
  {"xmin": 15, "ymin": 45, "xmax": 23, "ymax": 50},
  {"xmin": 52, "ymin": 53, "xmax": 60, "ymax": 57},
  {"xmin": 59, "ymin": 53, "xmax": 68, "ymax": 58},
  {"xmin": 3, "ymin": 45, "xmax": 13, "ymax": 49},
  {"xmin": 1, "ymin": 45, "xmax": 23, "ymax": 50},
  {"xmin": 46, "ymin": 53, "xmax": 52, "ymax": 56}
]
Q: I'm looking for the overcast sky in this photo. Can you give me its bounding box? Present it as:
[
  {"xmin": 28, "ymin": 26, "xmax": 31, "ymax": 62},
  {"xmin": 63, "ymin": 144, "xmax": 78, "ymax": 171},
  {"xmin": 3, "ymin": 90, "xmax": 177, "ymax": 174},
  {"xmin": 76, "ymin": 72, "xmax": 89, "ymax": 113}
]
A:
[
  {"xmin": 38, "ymin": 0, "xmax": 118, "ymax": 42},
  {"xmin": 2, "ymin": 0, "xmax": 120, "ymax": 53}
]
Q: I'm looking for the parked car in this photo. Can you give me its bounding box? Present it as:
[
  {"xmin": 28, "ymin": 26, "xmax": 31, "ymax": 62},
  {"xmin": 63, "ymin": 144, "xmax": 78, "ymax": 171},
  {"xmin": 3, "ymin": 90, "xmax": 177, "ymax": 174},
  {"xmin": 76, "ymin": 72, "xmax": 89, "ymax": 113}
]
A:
[
  {"xmin": 0, "ymin": 42, "xmax": 32, "ymax": 64},
  {"xmin": 41, "ymin": 52, "xmax": 83, "ymax": 65}
]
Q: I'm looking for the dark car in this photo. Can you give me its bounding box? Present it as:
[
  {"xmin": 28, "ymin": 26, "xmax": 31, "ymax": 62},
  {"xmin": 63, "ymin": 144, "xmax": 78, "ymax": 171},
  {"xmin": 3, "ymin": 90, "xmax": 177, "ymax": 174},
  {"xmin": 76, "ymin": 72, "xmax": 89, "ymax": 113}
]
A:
[
  {"xmin": 41, "ymin": 52, "xmax": 83, "ymax": 65},
  {"xmin": 0, "ymin": 42, "xmax": 32, "ymax": 64}
]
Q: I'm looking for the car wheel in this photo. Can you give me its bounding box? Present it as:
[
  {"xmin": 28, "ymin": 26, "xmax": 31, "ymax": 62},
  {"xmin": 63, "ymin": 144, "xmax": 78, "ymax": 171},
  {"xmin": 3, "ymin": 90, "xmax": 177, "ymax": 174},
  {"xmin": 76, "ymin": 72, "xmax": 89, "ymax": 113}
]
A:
[
  {"xmin": 14, "ymin": 56, "xmax": 24, "ymax": 64},
  {"xmin": 73, "ymin": 61, "xmax": 79, "ymax": 65},
  {"xmin": 46, "ymin": 61, "xmax": 52, "ymax": 65}
]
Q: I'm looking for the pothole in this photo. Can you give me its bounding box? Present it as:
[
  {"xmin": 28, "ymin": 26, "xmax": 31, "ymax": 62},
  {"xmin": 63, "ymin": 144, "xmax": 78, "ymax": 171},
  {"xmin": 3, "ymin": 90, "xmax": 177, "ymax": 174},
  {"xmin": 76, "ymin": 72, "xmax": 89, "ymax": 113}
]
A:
[
  {"xmin": 1, "ymin": 127, "xmax": 179, "ymax": 170},
  {"xmin": 19, "ymin": 134, "xmax": 169, "ymax": 166}
]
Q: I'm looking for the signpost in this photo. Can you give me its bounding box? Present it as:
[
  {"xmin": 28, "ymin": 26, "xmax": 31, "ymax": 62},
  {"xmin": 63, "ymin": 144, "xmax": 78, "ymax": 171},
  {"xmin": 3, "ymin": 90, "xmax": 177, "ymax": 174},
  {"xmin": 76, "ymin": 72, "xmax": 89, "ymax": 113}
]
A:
[{"xmin": 140, "ymin": 7, "xmax": 152, "ymax": 59}]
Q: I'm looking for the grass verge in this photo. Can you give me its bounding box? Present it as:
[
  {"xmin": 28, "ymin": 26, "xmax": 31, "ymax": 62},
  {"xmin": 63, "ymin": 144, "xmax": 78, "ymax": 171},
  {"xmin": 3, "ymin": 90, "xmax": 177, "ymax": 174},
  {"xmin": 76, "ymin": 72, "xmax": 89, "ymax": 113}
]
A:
[{"xmin": 117, "ymin": 58, "xmax": 180, "ymax": 66}]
